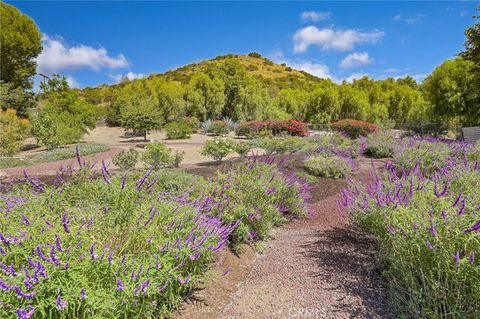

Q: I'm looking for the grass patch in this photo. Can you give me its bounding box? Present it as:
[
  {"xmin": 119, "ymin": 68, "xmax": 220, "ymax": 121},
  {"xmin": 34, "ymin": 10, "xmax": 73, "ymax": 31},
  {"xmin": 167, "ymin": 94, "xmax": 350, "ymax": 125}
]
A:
[{"xmin": 0, "ymin": 144, "xmax": 110, "ymax": 168}]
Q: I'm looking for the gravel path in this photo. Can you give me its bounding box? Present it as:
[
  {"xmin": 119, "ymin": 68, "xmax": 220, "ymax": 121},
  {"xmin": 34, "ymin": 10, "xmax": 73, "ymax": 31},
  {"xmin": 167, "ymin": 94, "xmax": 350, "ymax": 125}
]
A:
[{"xmin": 220, "ymin": 160, "xmax": 393, "ymax": 319}]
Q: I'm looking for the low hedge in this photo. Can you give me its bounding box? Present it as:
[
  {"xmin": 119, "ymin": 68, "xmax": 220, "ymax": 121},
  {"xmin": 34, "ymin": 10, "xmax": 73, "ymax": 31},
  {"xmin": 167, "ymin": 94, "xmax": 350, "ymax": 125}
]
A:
[
  {"xmin": 235, "ymin": 120, "xmax": 308, "ymax": 138},
  {"xmin": 331, "ymin": 119, "xmax": 379, "ymax": 139}
]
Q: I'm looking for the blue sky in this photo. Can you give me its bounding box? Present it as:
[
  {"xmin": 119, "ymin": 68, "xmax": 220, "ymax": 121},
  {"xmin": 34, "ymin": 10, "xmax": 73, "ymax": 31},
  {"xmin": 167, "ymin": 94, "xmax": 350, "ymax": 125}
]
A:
[{"xmin": 8, "ymin": 1, "xmax": 479, "ymax": 88}]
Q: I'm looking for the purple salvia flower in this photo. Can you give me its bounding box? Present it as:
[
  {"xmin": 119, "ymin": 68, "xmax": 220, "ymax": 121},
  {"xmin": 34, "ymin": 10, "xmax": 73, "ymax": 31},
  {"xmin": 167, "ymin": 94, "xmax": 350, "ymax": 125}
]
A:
[
  {"xmin": 452, "ymin": 251, "xmax": 461, "ymax": 264},
  {"xmin": 426, "ymin": 240, "xmax": 433, "ymax": 251},
  {"xmin": 101, "ymin": 160, "xmax": 110, "ymax": 184},
  {"xmin": 80, "ymin": 288, "xmax": 86, "ymax": 300},
  {"xmin": 458, "ymin": 200, "xmax": 466, "ymax": 215},
  {"xmin": 62, "ymin": 212, "xmax": 70, "ymax": 233},
  {"xmin": 469, "ymin": 252, "xmax": 475, "ymax": 265},
  {"xmin": 177, "ymin": 274, "xmax": 191, "ymax": 285},
  {"xmin": 464, "ymin": 220, "xmax": 480, "ymax": 233},
  {"xmin": 16, "ymin": 305, "xmax": 34, "ymax": 319},
  {"xmin": 55, "ymin": 235, "xmax": 64, "ymax": 252},
  {"xmin": 89, "ymin": 242, "xmax": 98, "ymax": 260},
  {"xmin": 223, "ymin": 267, "xmax": 231, "ymax": 276},
  {"xmin": 430, "ymin": 223, "xmax": 437, "ymax": 237},
  {"xmin": 116, "ymin": 279, "xmax": 125, "ymax": 291},
  {"xmin": 55, "ymin": 293, "xmax": 68, "ymax": 310},
  {"xmin": 156, "ymin": 283, "xmax": 168, "ymax": 292},
  {"xmin": 452, "ymin": 193, "xmax": 462, "ymax": 207}
]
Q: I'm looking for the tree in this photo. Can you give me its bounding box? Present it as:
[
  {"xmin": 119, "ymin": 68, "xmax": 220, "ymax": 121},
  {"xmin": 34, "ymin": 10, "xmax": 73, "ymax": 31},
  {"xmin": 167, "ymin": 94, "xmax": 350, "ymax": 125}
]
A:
[
  {"xmin": 32, "ymin": 74, "xmax": 97, "ymax": 149},
  {"xmin": 0, "ymin": 82, "xmax": 35, "ymax": 116},
  {"xmin": 0, "ymin": 108, "xmax": 30, "ymax": 156},
  {"xmin": 184, "ymin": 73, "xmax": 224, "ymax": 121},
  {"xmin": 120, "ymin": 97, "xmax": 163, "ymax": 141},
  {"xmin": 0, "ymin": 3, "xmax": 42, "ymax": 90},
  {"xmin": 422, "ymin": 58, "xmax": 478, "ymax": 125},
  {"xmin": 338, "ymin": 85, "xmax": 370, "ymax": 121},
  {"xmin": 460, "ymin": 8, "xmax": 480, "ymax": 70},
  {"xmin": 305, "ymin": 85, "xmax": 340, "ymax": 124},
  {"xmin": 218, "ymin": 59, "xmax": 247, "ymax": 119}
]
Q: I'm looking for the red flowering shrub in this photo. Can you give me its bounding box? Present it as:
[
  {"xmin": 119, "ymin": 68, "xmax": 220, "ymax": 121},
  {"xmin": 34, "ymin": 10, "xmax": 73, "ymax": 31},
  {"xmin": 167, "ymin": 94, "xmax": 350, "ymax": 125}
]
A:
[
  {"xmin": 235, "ymin": 120, "xmax": 309, "ymax": 137},
  {"xmin": 331, "ymin": 119, "xmax": 379, "ymax": 139}
]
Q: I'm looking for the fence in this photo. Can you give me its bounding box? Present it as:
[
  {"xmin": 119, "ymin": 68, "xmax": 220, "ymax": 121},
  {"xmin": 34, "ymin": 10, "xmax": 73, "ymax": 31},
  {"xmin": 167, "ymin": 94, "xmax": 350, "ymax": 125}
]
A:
[{"xmin": 307, "ymin": 122, "xmax": 462, "ymax": 138}]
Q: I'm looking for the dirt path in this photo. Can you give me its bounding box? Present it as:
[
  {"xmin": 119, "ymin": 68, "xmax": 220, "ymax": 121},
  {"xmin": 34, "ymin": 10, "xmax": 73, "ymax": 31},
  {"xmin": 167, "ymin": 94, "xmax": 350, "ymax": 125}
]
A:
[{"xmin": 178, "ymin": 158, "xmax": 393, "ymax": 319}]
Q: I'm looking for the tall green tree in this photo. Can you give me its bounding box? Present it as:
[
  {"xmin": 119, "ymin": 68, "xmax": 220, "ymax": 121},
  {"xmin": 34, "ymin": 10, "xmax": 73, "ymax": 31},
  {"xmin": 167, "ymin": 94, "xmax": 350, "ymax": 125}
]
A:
[
  {"xmin": 120, "ymin": 97, "xmax": 163, "ymax": 141},
  {"xmin": 32, "ymin": 74, "xmax": 97, "ymax": 149},
  {"xmin": 422, "ymin": 58, "xmax": 478, "ymax": 125},
  {"xmin": 184, "ymin": 73, "xmax": 224, "ymax": 121},
  {"xmin": 0, "ymin": 3, "xmax": 42, "ymax": 90}
]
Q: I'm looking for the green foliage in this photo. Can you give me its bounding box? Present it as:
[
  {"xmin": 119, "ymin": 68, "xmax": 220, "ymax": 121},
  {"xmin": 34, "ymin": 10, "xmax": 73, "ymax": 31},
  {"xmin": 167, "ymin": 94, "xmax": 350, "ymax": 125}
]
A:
[
  {"xmin": 142, "ymin": 142, "xmax": 175, "ymax": 170},
  {"xmin": 206, "ymin": 161, "xmax": 307, "ymax": 250},
  {"xmin": 364, "ymin": 133, "xmax": 395, "ymax": 158},
  {"xmin": 184, "ymin": 73, "xmax": 224, "ymax": 121},
  {"xmin": 423, "ymin": 58, "xmax": 479, "ymax": 125},
  {"xmin": 32, "ymin": 75, "xmax": 97, "ymax": 149},
  {"xmin": 0, "ymin": 143, "xmax": 110, "ymax": 168},
  {"xmin": 112, "ymin": 148, "xmax": 139, "ymax": 171},
  {"xmin": 234, "ymin": 142, "xmax": 251, "ymax": 158},
  {"xmin": 201, "ymin": 136, "xmax": 234, "ymax": 162},
  {"xmin": 164, "ymin": 122, "xmax": 192, "ymax": 139},
  {"xmin": 304, "ymin": 154, "xmax": 351, "ymax": 179},
  {"xmin": 120, "ymin": 97, "xmax": 163, "ymax": 141},
  {"xmin": 0, "ymin": 108, "xmax": 30, "ymax": 156},
  {"xmin": 394, "ymin": 140, "xmax": 453, "ymax": 176},
  {"xmin": 0, "ymin": 82, "xmax": 35, "ymax": 116},
  {"xmin": 180, "ymin": 116, "xmax": 200, "ymax": 132},
  {"xmin": 257, "ymin": 136, "xmax": 312, "ymax": 155},
  {"xmin": 0, "ymin": 3, "xmax": 42, "ymax": 90},
  {"xmin": 345, "ymin": 164, "xmax": 480, "ymax": 318}
]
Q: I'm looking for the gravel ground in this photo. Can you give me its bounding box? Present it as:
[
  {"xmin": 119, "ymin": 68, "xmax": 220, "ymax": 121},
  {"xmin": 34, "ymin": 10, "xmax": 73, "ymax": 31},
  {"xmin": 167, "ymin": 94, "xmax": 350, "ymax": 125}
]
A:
[{"xmin": 218, "ymin": 158, "xmax": 393, "ymax": 319}]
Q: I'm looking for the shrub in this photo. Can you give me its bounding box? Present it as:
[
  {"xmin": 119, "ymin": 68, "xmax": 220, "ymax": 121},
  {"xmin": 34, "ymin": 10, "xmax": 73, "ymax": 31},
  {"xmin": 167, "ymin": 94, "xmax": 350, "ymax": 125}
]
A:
[
  {"xmin": 164, "ymin": 122, "xmax": 192, "ymax": 139},
  {"xmin": 341, "ymin": 160, "xmax": 480, "ymax": 318},
  {"xmin": 394, "ymin": 140, "xmax": 452, "ymax": 176},
  {"xmin": 181, "ymin": 116, "xmax": 199, "ymax": 132},
  {"xmin": 258, "ymin": 137, "xmax": 310, "ymax": 155},
  {"xmin": 142, "ymin": 142, "xmax": 174, "ymax": 169},
  {"xmin": 364, "ymin": 133, "xmax": 395, "ymax": 158},
  {"xmin": 331, "ymin": 119, "xmax": 379, "ymax": 139},
  {"xmin": 205, "ymin": 161, "xmax": 307, "ymax": 250},
  {"xmin": 234, "ymin": 142, "xmax": 251, "ymax": 158},
  {"xmin": 172, "ymin": 150, "xmax": 185, "ymax": 168},
  {"xmin": 112, "ymin": 148, "xmax": 139, "ymax": 171},
  {"xmin": 0, "ymin": 108, "xmax": 29, "ymax": 156},
  {"xmin": 207, "ymin": 120, "xmax": 230, "ymax": 136},
  {"xmin": 304, "ymin": 154, "xmax": 351, "ymax": 179},
  {"xmin": 235, "ymin": 120, "xmax": 308, "ymax": 138},
  {"xmin": 201, "ymin": 136, "xmax": 234, "ymax": 162}
]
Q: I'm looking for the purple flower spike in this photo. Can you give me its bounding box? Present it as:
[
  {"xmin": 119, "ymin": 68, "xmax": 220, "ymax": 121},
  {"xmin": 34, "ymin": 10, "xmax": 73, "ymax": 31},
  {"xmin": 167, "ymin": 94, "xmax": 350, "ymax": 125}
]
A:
[
  {"xmin": 178, "ymin": 274, "xmax": 191, "ymax": 285},
  {"xmin": 16, "ymin": 305, "xmax": 34, "ymax": 319},
  {"xmin": 62, "ymin": 212, "xmax": 70, "ymax": 233},
  {"xmin": 55, "ymin": 293, "xmax": 68, "ymax": 310},
  {"xmin": 116, "ymin": 279, "xmax": 125, "ymax": 291},
  {"xmin": 452, "ymin": 251, "xmax": 461, "ymax": 264},
  {"xmin": 464, "ymin": 220, "xmax": 480, "ymax": 233},
  {"xmin": 469, "ymin": 252, "xmax": 476, "ymax": 265},
  {"xmin": 429, "ymin": 223, "xmax": 437, "ymax": 237},
  {"xmin": 80, "ymin": 288, "xmax": 86, "ymax": 300},
  {"xmin": 426, "ymin": 240, "xmax": 433, "ymax": 251},
  {"xmin": 223, "ymin": 267, "xmax": 231, "ymax": 276}
]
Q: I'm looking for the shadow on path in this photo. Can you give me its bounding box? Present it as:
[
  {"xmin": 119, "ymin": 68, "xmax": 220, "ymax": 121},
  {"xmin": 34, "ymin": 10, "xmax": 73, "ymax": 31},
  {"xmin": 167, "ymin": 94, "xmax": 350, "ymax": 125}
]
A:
[{"xmin": 302, "ymin": 226, "xmax": 394, "ymax": 318}]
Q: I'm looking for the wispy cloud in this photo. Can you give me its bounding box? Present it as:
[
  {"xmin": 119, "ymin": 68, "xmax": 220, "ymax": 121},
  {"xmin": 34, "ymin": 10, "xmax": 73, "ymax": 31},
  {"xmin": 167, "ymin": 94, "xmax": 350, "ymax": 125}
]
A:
[
  {"xmin": 300, "ymin": 11, "xmax": 331, "ymax": 23},
  {"xmin": 37, "ymin": 34, "xmax": 129, "ymax": 73},
  {"xmin": 293, "ymin": 26, "xmax": 385, "ymax": 53},
  {"xmin": 270, "ymin": 51, "xmax": 331, "ymax": 79},
  {"xmin": 65, "ymin": 75, "xmax": 80, "ymax": 88},
  {"xmin": 344, "ymin": 73, "xmax": 368, "ymax": 83},
  {"xmin": 340, "ymin": 52, "xmax": 374, "ymax": 69},
  {"xmin": 109, "ymin": 71, "xmax": 145, "ymax": 83},
  {"xmin": 393, "ymin": 14, "xmax": 426, "ymax": 25}
]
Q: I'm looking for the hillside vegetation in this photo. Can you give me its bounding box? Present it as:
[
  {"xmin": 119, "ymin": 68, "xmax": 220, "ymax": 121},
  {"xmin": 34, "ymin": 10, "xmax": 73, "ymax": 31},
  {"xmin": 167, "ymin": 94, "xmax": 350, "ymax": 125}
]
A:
[{"xmin": 79, "ymin": 52, "xmax": 478, "ymax": 128}]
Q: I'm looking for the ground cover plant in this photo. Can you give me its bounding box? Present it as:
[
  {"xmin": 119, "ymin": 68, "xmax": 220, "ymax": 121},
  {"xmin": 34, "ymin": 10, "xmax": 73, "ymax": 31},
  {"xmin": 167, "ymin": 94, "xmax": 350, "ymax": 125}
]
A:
[
  {"xmin": 0, "ymin": 144, "xmax": 110, "ymax": 169},
  {"xmin": 303, "ymin": 154, "xmax": 352, "ymax": 179},
  {"xmin": 340, "ymin": 139, "xmax": 480, "ymax": 318},
  {"xmin": 0, "ymin": 150, "xmax": 308, "ymax": 318},
  {"xmin": 363, "ymin": 132, "xmax": 395, "ymax": 159}
]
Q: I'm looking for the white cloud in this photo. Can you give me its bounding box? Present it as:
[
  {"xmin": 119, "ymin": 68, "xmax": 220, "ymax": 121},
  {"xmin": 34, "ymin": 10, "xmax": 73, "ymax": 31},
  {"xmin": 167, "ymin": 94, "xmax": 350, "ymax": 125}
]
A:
[
  {"xmin": 65, "ymin": 75, "xmax": 80, "ymax": 88},
  {"xmin": 293, "ymin": 26, "xmax": 385, "ymax": 52},
  {"xmin": 270, "ymin": 53, "xmax": 331, "ymax": 79},
  {"xmin": 109, "ymin": 71, "xmax": 145, "ymax": 83},
  {"xmin": 340, "ymin": 52, "xmax": 374, "ymax": 69},
  {"xmin": 393, "ymin": 14, "xmax": 426, "ymax": 25},
  {"xmin": 37, "ymin": 34, "xmax": 129, "ymax": 73},
  {"xmin": 300, "ymin": 11, "xmax": 331, "ymax": 22},
  {"xmin": 344, "ymin": 73, "xmax": 368, "ymax": 83}
]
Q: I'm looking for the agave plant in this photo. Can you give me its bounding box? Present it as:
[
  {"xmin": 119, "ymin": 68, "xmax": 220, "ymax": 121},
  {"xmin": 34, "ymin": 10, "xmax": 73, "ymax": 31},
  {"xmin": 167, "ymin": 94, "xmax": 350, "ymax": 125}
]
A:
[
  {"xmin": 200, "ymin": 119, "xmax": 213, "ymax": 134},
  {"xmin": 222, "ymin": 117, "xmax": 238, "ymax": 131}
]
